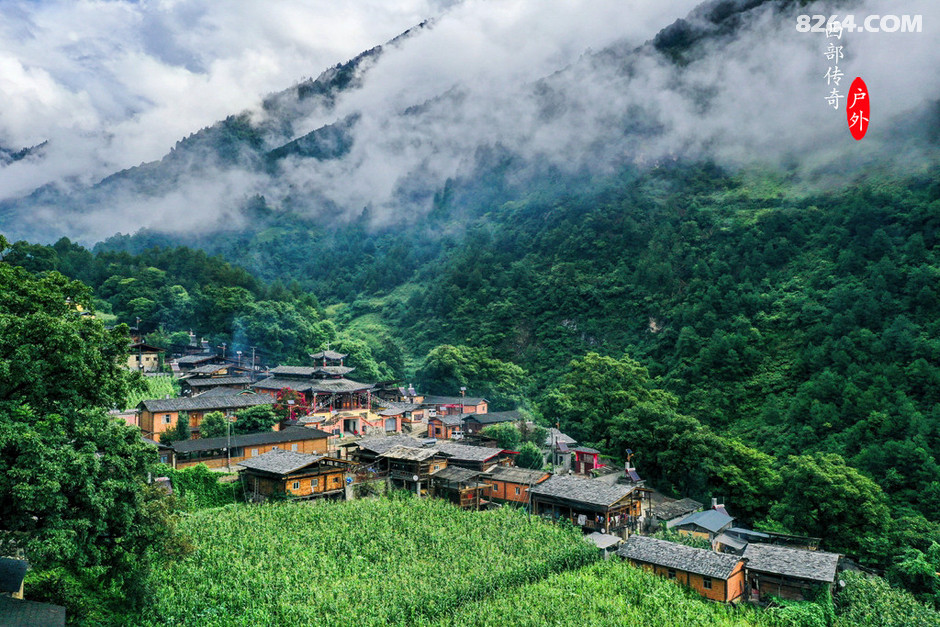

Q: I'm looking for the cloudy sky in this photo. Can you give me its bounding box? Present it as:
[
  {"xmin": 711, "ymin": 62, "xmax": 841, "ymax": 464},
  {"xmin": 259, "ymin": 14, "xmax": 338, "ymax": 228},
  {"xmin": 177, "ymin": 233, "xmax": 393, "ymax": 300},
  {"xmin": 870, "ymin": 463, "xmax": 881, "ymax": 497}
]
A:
[{"xmin": 0, "ymin": 0, "xmax": 937, "ymax": 241}]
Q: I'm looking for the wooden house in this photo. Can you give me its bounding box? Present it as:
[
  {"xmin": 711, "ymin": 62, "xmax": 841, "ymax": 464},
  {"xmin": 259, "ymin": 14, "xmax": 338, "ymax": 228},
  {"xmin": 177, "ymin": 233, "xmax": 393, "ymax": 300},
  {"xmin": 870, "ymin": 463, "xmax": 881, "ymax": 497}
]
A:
[
  {"xmin": 434, "ymin": 442, "xmax": 516, "ymax": 472},
  {"xmin": 238, "ymin": 449, "xmax": 350, "ymax": 501},
  {"xmin": 648, "ymin": 498, "xmax": 704, "ymax": 530},
  {"xmin": 138, "ymin": 393, "xmax": 272, "ymax": 440},
  {"xmin": 342, "ymin": 436, "xmax": 426, "ymax": 466},
  {"xmin": 670, "ymin": 507, "xmax": 735, "ymax": 543},
  {"xmin": 175, "ymin": 353, "xmax": 223, "ymax": 372},
  {"xmin": 617, "ymin": 536, "xmax": 747, "ymax": 603},
  {"xmin": 127, "ymin": 342, "xmax": 164, "ymax": 371},
  {"xmin": 251, "ymin": 364, "xmax": 374, "ymax": 423},
  {"xmin": 378, "ymin": 445, "xmax": 448, "ymax": 495},
  {"xmin": 171, "ymin": 426, "xmax": 330, "ymax": 469},
  {"xmin": 462, "ymin": 410, "xmax": 524, "ymax": 434},
  {"xmin": 482, "ymin": 466, "xmax": 550, "ymax": 504},
  {"xmin": 141, "ymin": 436, "xmax": 175, "ymax": 466},
  {"xmin": 428, "ymin": 414, "xmax": 464, "ymax": 439},
  {"xmin": 421, "ymin": 395, "xmax": 488, "ymax": 416},
  {"xmin": 430, "ymin": 466, "xmax": 488, "ymax": 510},
  {"xmin": 377, "ymin": 402, "xmax": 425, "ymax": 432},
  {"xmin": 742, "ymin": 543, "xmax": 840, "ymax": 602},
  {"xmin": 573, "ymin": 446, "xmax": 604, "ymax": 474},
  {"xmin": 529, "ymin": 475, "xmax": 643, "ymax": 536}
]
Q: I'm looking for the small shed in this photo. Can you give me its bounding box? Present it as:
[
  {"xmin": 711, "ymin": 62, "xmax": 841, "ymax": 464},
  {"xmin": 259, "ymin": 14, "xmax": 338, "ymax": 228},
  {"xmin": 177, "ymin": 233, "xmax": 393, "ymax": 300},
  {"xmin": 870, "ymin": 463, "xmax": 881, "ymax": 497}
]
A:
[
  {"xmin": 670, "ymin": 508, "xmax": 735, "ymax": 542},
  {"xmin": 430, "ymin": 466, "xmax": 488, "ymax": 510},
  {"xmin": 742, "ymin": 543, "xmax": 841, "ymax": 601},
  {"xmin": 586, "ymin": 532, "xmax": 623, "ymax": 558}
]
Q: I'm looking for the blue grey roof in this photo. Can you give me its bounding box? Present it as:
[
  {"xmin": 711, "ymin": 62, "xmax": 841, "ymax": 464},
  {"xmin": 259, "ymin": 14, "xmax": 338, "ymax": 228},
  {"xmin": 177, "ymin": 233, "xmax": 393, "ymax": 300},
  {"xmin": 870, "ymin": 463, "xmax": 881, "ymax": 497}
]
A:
[
  {"xmin": 618, "ymin": 536, "xmax": 743, "ymax": 579},
  {"xmin": 670, "ymin": 508, "xmax": 734, "ymax": 533},
  {"xmin": 0, "ymin": 596, "xmax": 66, "ymax": 627},
  {"xmin": 742, "ymin": 543, "xmax": 840, "ymax": 582},
  {"xmin": 0, "ymin": 558, "xmax": 27, "ymax": 594}
]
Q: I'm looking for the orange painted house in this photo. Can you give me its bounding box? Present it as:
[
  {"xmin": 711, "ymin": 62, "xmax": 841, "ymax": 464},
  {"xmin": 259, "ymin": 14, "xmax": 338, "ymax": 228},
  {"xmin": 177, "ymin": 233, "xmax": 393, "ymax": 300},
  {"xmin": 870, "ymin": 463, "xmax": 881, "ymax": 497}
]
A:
[
  {"xmin": 138, "ymin": 393, "xmax": 272, "ymax": 440},
  {"xmin": 238, "ymin": 449, "xmax": 351, "ymax": 500},
  {"xmin": 483, "ymin": 466, "xmax": 550, "ymax": 504},
  {"xmin": 428, "ymin": 414, "xmax": 464, "ymax": 439},
  {"xmin": 422, "ymin": 395, "xmax": 488, "ymax": 416},
  {"xmin": 617, "ymin": 536, "xmax": 747, "ymax": 603},
  {"xmin": 529, "ymin": 475, "xmax": 643, "ymax": 536},
  {"xmin": 171, "ymin": 426, "xmax": 330, "ymax": 469}
]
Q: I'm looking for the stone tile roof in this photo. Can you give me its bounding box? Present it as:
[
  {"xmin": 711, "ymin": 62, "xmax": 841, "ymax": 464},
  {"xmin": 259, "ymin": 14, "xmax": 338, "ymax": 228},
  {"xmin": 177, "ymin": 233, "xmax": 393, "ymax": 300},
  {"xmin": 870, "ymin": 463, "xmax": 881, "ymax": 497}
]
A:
[
  {"xmin": 545, "ymin": 428, "xmax": 577, "ymax": 447},
  {"xmin": 436, "ymin": 414, "xmax": 464, "ymax": 426},
  {"xmin": 671, "ymin": 509, "xmax": 734, "ymax": 533},
  {"xmin": 176, "ymin": 354, "xmax": 217, "ymax": 365},
  {"xmin": 139, "ymin": 393, "xmax": 271, "ymax": 413},
  {"xmin": 529, "ymin": 475, "xmax": 637, "ymax": 509},
  {"xmin": 486, "ymin": 466, "xmax": 550, "ymax": 485},
  {"xmin": 187, "ymin": 363, "xmax": 231, "ymax": 375},
  {"xmin": 650, "ymin": 498, "xmax": 704, "ymax": 521},
  {"xmin": 466, "ymin": 410, "xmax": 523, "ymax": 424},
  {"xmin": 252, "ymin": 376, "xmax": 372, "ymax": 394},
  {"xmin": 378, "ymin": 402, "xmax": 422, "ymax": 417},
  {"xmin": 269, "ymin": 365, "xmax": 320, "ymax": 377},
  {"xmin": 0, "ymin": 558, "xmax": 27, "ymax": 594},
  {"xmin": 0, "ymin": 596, "xmax": 66, "ymax": 627},
  {"xmin": 742, "ymin": 543, "xmax": 840, "ymax": 583},
  {"xmin": 617, "ymin": 536, "xmax": 743, "ymax": 579},
  {"xmin": 172, "ymin": 426, "xmax": 330, "ymax": 454},
  {"xmin": 434, "ymin": 442, "xmax": 504, "ymax": 463},
  {"xmin": 237, "ymin": 449, "xmax": 325, "ymax": 475},
  {"xmin": 310, "ymin": 350, "xmax": 347, "ymax": 361},
  {"xmin": 431, "ymin": 466, "xmax": 482, "ymax": 483},
  {"xmin": 378, "ymin": 445, "xmax": 441, "ymax": 462},
  {"xmin": 350, "ymin": 436, "xmax": 424, "ymax": 454},
  {"xmin": 422, "ymin": 395, "xmax": 486, "ymax": 406},
  {"xmin": 186, "ymin": 376, "xmax": 252, "ymax": 387}
]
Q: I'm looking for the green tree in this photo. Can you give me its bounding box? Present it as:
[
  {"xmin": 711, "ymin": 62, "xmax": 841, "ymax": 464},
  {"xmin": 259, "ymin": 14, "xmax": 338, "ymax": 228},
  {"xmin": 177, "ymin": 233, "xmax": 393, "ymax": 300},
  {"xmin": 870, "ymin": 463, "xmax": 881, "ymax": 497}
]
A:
[
  {"xmin": 480, "ymin": 423, "xmax": 521, "ymax": 450},
  {"xmin": 200, "ymin": 411, "xmax": 228, "ymax": 439},
  {"xmin": 233, "ymin": 405, "xmax": 278, "ymax": 435},
  {"xmin": 516, "ymin": 442, "xmax": 544, "ymax": 469},
  {"xmin": 769, "ymin": 453, "xmax": 890, "ymax": 555},
  {"xmin": 416, "ymin": 344, "xmax": 528, "ymax": 410},
  {"xmin": 0, "ymin": 246, "xmax": 178, "ymax": 621},
  {"xmin": 160, "ymin": 412, "xmax": 191, "ymax": 444}
]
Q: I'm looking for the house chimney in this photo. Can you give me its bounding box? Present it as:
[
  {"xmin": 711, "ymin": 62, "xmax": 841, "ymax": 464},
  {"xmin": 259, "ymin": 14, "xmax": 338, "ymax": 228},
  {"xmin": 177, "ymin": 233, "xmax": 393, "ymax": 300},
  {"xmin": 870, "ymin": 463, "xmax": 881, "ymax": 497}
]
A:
[{"xmin": 711, "ymin": 497, "xmax": 718, "ymax": 509}]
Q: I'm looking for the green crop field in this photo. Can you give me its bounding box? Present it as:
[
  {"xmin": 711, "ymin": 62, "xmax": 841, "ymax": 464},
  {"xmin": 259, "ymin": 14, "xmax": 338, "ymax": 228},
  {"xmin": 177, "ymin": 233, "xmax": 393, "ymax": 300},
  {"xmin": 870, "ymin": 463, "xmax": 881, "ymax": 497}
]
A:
[
  {"xmin": 144, "ymin": 497, "xmax": 597, "ymax": 626},
  {"xmin": 125, "ymin": 374, "xmax": 178, "ymax": 410}
]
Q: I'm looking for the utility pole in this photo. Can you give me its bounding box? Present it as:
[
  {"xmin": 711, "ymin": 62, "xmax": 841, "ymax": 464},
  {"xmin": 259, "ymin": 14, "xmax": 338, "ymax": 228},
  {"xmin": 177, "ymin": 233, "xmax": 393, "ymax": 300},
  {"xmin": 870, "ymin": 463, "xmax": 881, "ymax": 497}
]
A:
[
  {"xmin": 250, "ymin": 346, "xmax": 257, "ymax": 382},
  {"xmin": 226, "ymin": 414, "xmax": 232, "ymax": 472},
  {"xmin": 236, "ymin": 350, "xmax": 242, "ymax": 368}
]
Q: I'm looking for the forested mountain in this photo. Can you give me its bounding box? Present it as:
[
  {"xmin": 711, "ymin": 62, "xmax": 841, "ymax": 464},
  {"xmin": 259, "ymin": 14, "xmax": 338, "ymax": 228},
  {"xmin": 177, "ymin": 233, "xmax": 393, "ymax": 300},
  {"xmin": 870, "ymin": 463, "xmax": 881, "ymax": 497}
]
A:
[{"xmin": 2, "ymin": 0, "xmax": 940, "ymax": 608}]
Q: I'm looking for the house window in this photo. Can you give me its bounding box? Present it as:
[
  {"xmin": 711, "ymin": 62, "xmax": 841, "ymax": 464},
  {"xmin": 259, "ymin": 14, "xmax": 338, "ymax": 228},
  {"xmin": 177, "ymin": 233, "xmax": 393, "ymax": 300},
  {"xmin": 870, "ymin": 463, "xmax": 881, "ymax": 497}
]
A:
[
  {"xmin": 667, "ymin": 569, "xmax": 677, "ymax": 579},
  {"xmin": 250, "ymin": 448, "xmax": 259, "ymax": 457},
  {"xmin": 515, "ymin": 486, "xmax": 521, "ymax": 495},
  {"xmin": 435, "ymin": 427, "xmax": 441, "ymax": 436},
  {"xmin": 291, "ymin": 444, "xmax": 298, "ymax": 452},
  {"xmin": 272, "ymin": 445, "xmax": 279, "ymax": 450},
  {"xmin": 292, "ymin": 481, "xmax": 300, "ymax": 490},
  {"xmin": 703, "ymin": 577, "xmax": 713, "ymax": 590},
  {"xmin": 163, "ymin": 415, "xmax": 172, "ymax": 424}
]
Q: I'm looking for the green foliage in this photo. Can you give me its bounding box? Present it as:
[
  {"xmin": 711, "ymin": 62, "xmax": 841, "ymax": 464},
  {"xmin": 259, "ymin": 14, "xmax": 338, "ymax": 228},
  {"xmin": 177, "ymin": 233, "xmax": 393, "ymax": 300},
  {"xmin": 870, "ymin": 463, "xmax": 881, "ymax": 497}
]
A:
[
  {"xmin": 163, "ymin": 465, "xmax": 240, "ymax": 511},
  {"xmin": 480, "ymin": 422, "xmax": 521, "ymax": 450},
  {"xmin": 142, "ymin": 498, "xmax": 598, "ymax": 625},
  {"xmin": 438, "ymin": 559, "xmax": 769, "ymax": 627},
  {"xmin": 651, "ymin": 528, "xmax": 712, "ymax": 551},
  {"xmin": 768, "ymin": 453, "xmax": 890, "ymax": 556},
  {"xmin": 125, "ymin": 374, "xmax": 179, "ymax": 410},
  {"xmin": 834, "ymin": 571, "xmax": 940, "ymax": 626},
  {"xmin": 416, "ymin": 344, "xmax": 529, "ymax": 410},
  {"xmin": 160, "ymin": 411, "xmax": 191, "ymax": 444},
  {"xmin": 516, "ymin": 441, "xmax": 544, "ymax": 469},
  {"xmin": 232, "ymin": 405, "xmax": 277, "ymax": 435},
  {"xmin": 199, "ymin": 411, "xmax": 228, "ymax": 439}
]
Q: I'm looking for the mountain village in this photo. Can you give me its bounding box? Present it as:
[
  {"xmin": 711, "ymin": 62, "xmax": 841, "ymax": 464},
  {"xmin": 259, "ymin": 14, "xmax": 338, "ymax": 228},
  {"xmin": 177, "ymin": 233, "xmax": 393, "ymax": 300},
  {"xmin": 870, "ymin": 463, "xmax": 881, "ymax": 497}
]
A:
[{"xmin": 115, "ymin": 340, "xmax": 846, "ymax": 608}]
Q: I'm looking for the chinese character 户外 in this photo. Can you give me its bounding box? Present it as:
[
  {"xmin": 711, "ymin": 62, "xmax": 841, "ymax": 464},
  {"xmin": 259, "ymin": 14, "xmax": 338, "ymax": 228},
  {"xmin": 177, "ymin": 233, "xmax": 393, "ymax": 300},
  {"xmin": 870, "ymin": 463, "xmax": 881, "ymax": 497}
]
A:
[
  {"xmin": 849, "ymin": 86, "xmax": 867, "ymax": 109},
  {"xmin": 850, "ymin": 111, "xmax": 869, "ymax": 133}
]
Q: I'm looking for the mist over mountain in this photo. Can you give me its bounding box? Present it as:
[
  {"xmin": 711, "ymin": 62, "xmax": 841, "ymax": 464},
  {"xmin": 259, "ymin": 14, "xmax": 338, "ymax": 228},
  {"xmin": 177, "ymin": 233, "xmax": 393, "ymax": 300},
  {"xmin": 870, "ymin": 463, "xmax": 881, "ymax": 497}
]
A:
[{"xmin": 2, "ymin": 0, "xmax": 935, "ymax": 245}]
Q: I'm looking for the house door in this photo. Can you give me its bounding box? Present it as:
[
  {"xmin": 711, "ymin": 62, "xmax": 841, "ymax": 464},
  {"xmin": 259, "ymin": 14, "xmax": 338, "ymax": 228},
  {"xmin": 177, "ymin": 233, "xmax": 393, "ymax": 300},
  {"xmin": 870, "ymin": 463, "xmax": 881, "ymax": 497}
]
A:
[{"xmin": 385, "ymin": 418, "xmax": 397, "ymax": 432}]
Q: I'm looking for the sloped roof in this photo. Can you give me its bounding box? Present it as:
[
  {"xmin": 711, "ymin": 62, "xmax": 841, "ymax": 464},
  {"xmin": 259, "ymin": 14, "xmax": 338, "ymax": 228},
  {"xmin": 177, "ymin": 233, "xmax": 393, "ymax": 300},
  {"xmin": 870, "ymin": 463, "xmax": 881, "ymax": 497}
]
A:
[
  {"xmin": 586, "ymin": 532, "xmax": 623, "ymax": 550},
  {"xmin": 466, "ymin": 410, "xmax": 523, "ymax": 425},
  {"xmin": 529, "ymin": 475, "xmax": 637, "ymax": 509},
  {"xmin": 237, "ymin": 449, "xmax": 326, "ymax": 475},
  {"xmin": 350, "ymin": 436, "xmax": 424, "ymax": 454},
  {"xmin": 671, "ymin": 509, "xmax": 734, "ymax": 533},
  {"xmin": 617, "ymin": 536, "xmax": 743, "ymax": 579},
  {"xmin": 651, "ymin": 498, "xmax": 704, "ymax": 521},
  {"xmin": 176, "ymin": 354, "xmax": 217, "ymax": 365},
  {"xmin": 378, "ymin": 402, "xmax": 422, "ymax": 417},
  {"xmin": 194, "ymin": 386, "xmax": 249, "ymax": 398},
  {"xmin": 422, "ymin": 395, "xmax": 486, "ymax": 406},
  {"xmin": 269, "ymin": 365, "xmax": 319, "ymax": 377},
  {"xmin": 434, "ymin": 442, "xmax": 504, "ymax": 463},
  {"xmin": 431, "ymin": 466, "xmax": 482, "ymax": 483},
  {"xmin": 379, "ymin": 445, "xmax": 441, "ymax": 462},
  {"xmin": 436, "ymin": 414, "xmax": 464, "ymax": 426},
  {"xmin": 742, "ymin": 543, "xmax": 840, "ymax": 583},
  {"xmin": 545, "ymin": 428, "xmax": 577, "ymax": 447},
  {"xmin": 310, "ymin": 350, "xmax": 347, "ymax": 360},
  {"xmin": 0, "ymin": 558, "xmax": 27, "ymax": 594},
  {"xmin": 172, "ymin": 426, "xmax": 330, "ymax": 454},
  {"xmin": 574, "ymin": 446, "xmax": 601, "ymax": 455},
  {"xmin": 186, "ymin": 376, "xmax": 252, "ymax": 388},
  {"xmin": 187, "ymin": 363, "xmax": 231, "ymax": 375},
  {"xmin": 0, "ymin": 596, "xmax": 66, "ymax": 627},
  {"xmin": 140, "ymin": 393, "xmax": 270, "ymax": 413},
  {"xmin": 486, "ymin": 466, "xmax": 550, "ymax": 485}
]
